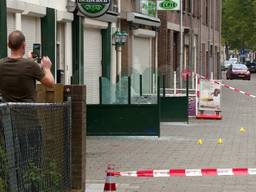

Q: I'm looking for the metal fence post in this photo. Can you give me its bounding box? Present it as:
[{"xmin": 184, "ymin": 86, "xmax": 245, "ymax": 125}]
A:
[
  {"xmin": 186, "ymin": 74, "xmax": 189, "ymax": 124},
  {"xmin": 140, "ymin": 74, "xmax": 142, "ymax": 97},
  {"xmin": 157, "ymin": 75, "xmax": 161, "ymax": 137},
  {"xmin": 1, "ymin": 104, "xmax": 18, "ymax": 191},
  {"xmin": 163, "ymin": 75, "xmax": 166, "ymax": 98},
  {"xmin": 128, "ymin": 76, "xmax": 131, "ymax": 104},
  {"xmin": 99, "ymin": 77, "xmax": 102, "ymax": 104},
  {"xmin": 174, "ymin": 71, "xmax": 177, "ymax": 96},
  {"xmin": 64, "ymin": 98, "xmax": 72, "ymax": 188},
  {"xmin": 157, "ymin": 76, "xmax": 160, "ymax": 105}
]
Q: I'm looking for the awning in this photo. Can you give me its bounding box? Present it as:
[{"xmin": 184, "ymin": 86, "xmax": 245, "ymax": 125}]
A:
[{"xmin": 127, "ymin": 12, "xmax": 161, "ymax": 27}]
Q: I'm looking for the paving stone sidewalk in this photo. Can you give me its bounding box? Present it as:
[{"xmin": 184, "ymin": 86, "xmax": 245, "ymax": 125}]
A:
[{"xmin": 86, "ymin": 76, "xmax": 256, "ymax": 192}]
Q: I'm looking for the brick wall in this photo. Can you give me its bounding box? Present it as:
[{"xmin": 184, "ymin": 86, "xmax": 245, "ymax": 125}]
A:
[
  {"xmin": 64, "ymin": 85, "xmax": 86, "ymax": 192},
  {"xmin": 157, "ymin": 11, "xmax": 168, "ymax": 74},
  {"xmin": 121, "ymin": 19, "xmax": 130, "ymax": 75},
  {"xmin": 158, "ymin": 0, "xmax": 221, "ymax": 80}
]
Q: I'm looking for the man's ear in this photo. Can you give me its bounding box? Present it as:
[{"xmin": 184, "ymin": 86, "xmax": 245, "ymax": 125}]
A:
[{"xmin": 22, "ymin": 42, "xmax": 26, "ymax": 49}]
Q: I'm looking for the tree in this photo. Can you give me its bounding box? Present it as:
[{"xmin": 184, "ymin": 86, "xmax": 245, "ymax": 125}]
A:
[{"xmin": 222, "ymin": 0, "xmax": 256, "ymax": 51}]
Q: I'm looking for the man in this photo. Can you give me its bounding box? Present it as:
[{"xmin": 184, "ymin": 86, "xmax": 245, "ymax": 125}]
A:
[
  {"xmin": 0, "ymin": 30, "xmax": 55, "ymax": 191},
  {"xmin": 0, "ymin": 30, "xmax": 54, "ymax": 102}
]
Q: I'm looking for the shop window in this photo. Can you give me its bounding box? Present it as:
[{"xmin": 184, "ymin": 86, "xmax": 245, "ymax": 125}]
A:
[
  {"xmin": 173, "ymin": 32, "xmax": 178, "ymax": 72},
  {"xmin": 211, "ymin": 0, "xmax": 214, "ymax": 28},
  {"xmin": 187, "ymin": 0, "xmax": 191, "ymax": 13},
  {"xmin": 215, "ymin": 0, "xmax": 220, "ymax": 31},
  {"xmin": 183, "ymin": 0, "xmax": 186, "ymax": 11}
]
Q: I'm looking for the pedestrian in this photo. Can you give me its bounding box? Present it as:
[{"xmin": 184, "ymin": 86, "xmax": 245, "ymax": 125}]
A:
[
  {"xmin": 0, "ymin": 30, "xmax": 55, "ymax": 191},
  {"xmin": 0, "ymin": 30, "xmax": 54, "ymax": 102}
]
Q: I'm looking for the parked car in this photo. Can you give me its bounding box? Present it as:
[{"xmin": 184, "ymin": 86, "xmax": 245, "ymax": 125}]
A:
[
  {"xmin": 223, "ymin": 60, "xmax": 230, "ymax": 70},
  {"xmin": 223, "ymin": 58, "xmax": 238, "ymax": 70},
  {"xmin": 246, "ymin": 62, "xmax": 256, "ymax": 73},
  {"xmin": 226, "ymin": 64, "xmax": 250, "ymax": 80}
]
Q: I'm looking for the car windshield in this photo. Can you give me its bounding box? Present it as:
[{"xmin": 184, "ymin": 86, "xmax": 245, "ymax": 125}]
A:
[
  {"xmin": 232, "ymin": 64, "xmax": 247, "ymax": 70},
  {"xmin": 229, "ymin": 58, "xmax": 237, "ymax": 62}
]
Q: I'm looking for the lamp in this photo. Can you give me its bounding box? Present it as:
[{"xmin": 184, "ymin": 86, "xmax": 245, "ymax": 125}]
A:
[
  {"xmin": 113, "ymin": 31, "xmax": 128, "ymax": 47},
  {"xmin": 120, "ymin": 32, "xmax": 128, "ymax": 44}
]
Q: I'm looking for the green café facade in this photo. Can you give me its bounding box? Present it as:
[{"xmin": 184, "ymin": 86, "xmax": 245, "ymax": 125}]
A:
[
  {"xmin": 0, "ymin": 0, "xmax": 118, "ymax": 104},
  {"xmin": 0, "ymin": 0, "xmax": 188, "ymax": 136}
]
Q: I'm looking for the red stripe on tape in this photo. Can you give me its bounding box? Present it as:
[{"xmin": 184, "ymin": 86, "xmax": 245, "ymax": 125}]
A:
[
  {"xmin": 202, "ymin": 168, "xmax": 217, "ymax": 176},
  {"xmin": 137, "ymin": 170, "xmax": 153, "ymax": 177},
  {"xmin": 233, "ymin": 168, "xmax": 248, "ymax": 175},
  {"xmin": 170, "ymin": 169, "xmax": 186, "ymax": 176},
  {"xmin": 104, "ymin": 183, "xmax": 116, "ymax": 190},
  {"xmin": 234, "ymin": 88, "xmax": 240, "ymax": 92},
  {"xmin": 107, "ymin": 172, "xmax": 120, "ymax": 176},
  {"xmin": 224, "ymin": 84, "xmax": 230, "ymax": 88},
  {"xmin": 245, "ymin": 92, "xmax": 251, "ymax": 96}
]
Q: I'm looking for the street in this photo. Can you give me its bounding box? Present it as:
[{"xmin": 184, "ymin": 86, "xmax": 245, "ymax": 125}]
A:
[
  {"xmin": 86, "ymin": 75, "xmax": 256, "ymax": 192},
  {"xmin": 86, "ymin": 73, "xmax": 256, "ymax": 192}
]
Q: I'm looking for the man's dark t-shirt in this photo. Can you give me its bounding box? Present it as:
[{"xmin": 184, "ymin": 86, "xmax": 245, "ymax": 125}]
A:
[{"xmin": 0, "ymin": 57, "xmax": 44, "ymax": 102}]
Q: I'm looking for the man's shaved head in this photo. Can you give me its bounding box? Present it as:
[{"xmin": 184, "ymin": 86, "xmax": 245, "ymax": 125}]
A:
[{"xmin": 8, "ymin": 30, "xmax": 25, "ymax": 51}]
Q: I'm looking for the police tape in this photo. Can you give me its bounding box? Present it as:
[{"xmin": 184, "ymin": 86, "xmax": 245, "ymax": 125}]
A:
[
  {"xmin": 107, "ymin": 168, "xmax": 256, "ymax": 177},
  {"xmin": 197, "ymin": 74, "xmax": 256, "ymax": 99}
]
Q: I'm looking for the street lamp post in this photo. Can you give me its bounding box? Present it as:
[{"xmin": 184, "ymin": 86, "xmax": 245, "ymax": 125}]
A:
[
  {"xmin": 180, "ymin": 0, "xmax": 183, "ymax": 88},
  {"xmin": 112, "ymin": 30, "xmax": 128, "ymax": 82}
]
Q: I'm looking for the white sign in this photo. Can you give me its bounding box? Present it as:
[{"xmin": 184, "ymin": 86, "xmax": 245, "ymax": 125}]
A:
[
  {"xmin": 199, "ymin": 79, "xmax": 221, "ymax": 111},
  {"xmin": 157, "ymin": 0, "xmax": 180, "ymax": 11}
]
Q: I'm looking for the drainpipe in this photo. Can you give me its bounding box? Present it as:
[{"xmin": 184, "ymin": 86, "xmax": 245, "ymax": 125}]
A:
[
  {"xmin": 199, "ymin": 0, "xmax": 202, "ymax": 75},
  {"xmin": 179, "ymin": 0, "xmax": 183, "ymax": 88},
  {"xmin": 212, "ymin": 0, "xmax": 215, "ymax": 79},
  {"xmin": 219, "ymin": 0, "xmax": 222, "ymax": 79},
  {"xmin": 208, "ymin": 0, "xmax": 211, "ymax": 78},
  {"xmin": 189, "ymin": 0, "xmax": 193, "ymax": 79},
  {"xmin": 117, "ymin": 0, "xmax": 122, "ymax": 79}
]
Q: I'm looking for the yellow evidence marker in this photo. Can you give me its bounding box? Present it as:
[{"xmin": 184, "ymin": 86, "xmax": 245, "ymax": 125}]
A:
[
  {"xmin": 217, "ymin": 138, "xmax": 223, "ymax": 144},
  {"xmin": 197, "ymin": 139, "xmax": 203, "ymax": 145},
  {"xmin": 240, "ymin": 127, "xmax": 246, "ymax": 133}
]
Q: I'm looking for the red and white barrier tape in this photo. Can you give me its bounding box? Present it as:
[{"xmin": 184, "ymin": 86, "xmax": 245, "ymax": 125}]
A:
[
  {"xmin": 198, "ymin": 75, "xmax": 256, "ymax": 99},
  {"xmin": 108, "ymin": 168, "xmax": 256, "ymax": 177}
]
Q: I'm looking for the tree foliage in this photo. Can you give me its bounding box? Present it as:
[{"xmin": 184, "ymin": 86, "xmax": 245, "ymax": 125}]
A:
[{"xmin": 222, "ymin": 0, "xmax": 256, "ymax": 50}]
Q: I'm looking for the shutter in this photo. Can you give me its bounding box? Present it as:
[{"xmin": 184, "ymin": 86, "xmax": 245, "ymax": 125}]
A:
[
  {"xmin": 7, "ymin": 13, "xmax": 15, "ymax": 55},
  {"xmin": 133, "ymin": 37, "xmax": 152, "ymax": 94},
  {"xmin": 21, "ymin": 15, "xmax": 41, "ymax": 55},
  {"xmin": 84, "ymin": 28, "xmax": 102, "ymax": 104}
]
